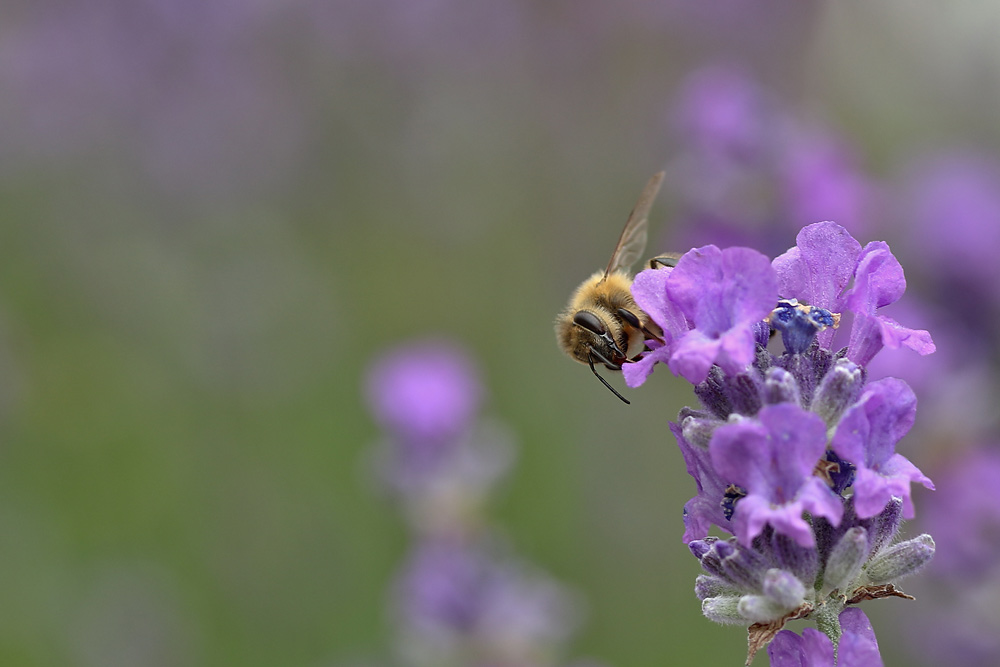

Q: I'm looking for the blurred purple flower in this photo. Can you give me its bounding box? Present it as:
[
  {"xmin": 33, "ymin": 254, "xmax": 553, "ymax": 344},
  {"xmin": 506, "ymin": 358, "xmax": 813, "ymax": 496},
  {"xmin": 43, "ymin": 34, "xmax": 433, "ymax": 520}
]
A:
[
  {"xmin": 672, "ymin": 65, "xmax": 767, "ymax": 161},
  {"xmin": 394, "ymin": 536, "xmax": 579, "ymax": 664},
  {"xmin": 664, "ymin": 68, "xmax": 879, "ymax": 258},
  {"xmin": 779, "ymin": 129, "xmax": 876, "ymax": 236},
  {"xmin": 365, "ymin": 340, "xmax": 483, "ymax": 447},
  {"xmin": 711, "ymin": 404, "xmax": 842, "ymax": 547},
  {"xmin": 898, "ymin": 150, "xmax": 1000, "ymax": 304},
  {"xmin": 921, "ymin": 447, "xmax": 1000, "ymax": 579},
  {"xmin": 768, "ymin": 608, "xmax": 883, "ymax": 667}
]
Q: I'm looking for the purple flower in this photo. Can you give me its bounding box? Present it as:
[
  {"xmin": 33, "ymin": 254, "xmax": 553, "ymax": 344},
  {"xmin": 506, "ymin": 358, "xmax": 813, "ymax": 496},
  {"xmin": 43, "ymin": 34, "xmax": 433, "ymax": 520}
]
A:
[
  {"xmin": 830, "ymin": 378, "xmax": 934, "ymax": 519},
  {"xmin": 671, "ymin": 64, "xmax": 767, "ymax": 161},
  {"xmin": 711, "ymin": 404, "xmax": 842, "ymax": 547},
  {"xmin": 394, "ymin": 536, "xmax": 578, "ymax": 660},
  {"xmin": 898, "ymin": 150, "xmax": 1000, "ymax": 303},
  {"xmin": 663, "ymin": 245, "xmax": 778, "ymax": 384},
  {"xmin": 772, "ymin": 221, "xmax": 861, "ymax": 347},
  {"xmin": 622, "ymin": 215, "xmax": 937, "ymax": 662},
  {"xmin": 672, "ymin": 421, "xmax": 731, "ymax": 543},
  {"xmin": 779, "ymin": 129, "xmax": 876, "ymax": 236},
  {"xmin": 768, "ymin": 608, "xmax": 883, "ymax": 666},
  {"xmin": 772, "ymin": 221, "xmax": 934, "ymax": 364},
  {"xmin": 842, "ymin": 242, "xmax": 936, "ymax": 366},
  {"xmin": 623, "ymin": 267, "xmax": 689, "ymax": 388},
  {"xmin": 365, "ymin": 339, "xmax": 483, "ymax": 446},
  {"xmin": 921, "ymin": 446, "xmax": 1000, "ymax": 579},
  {"xmin": 397, "ymin": 538, "xmax": 486, "ymax": 634}
]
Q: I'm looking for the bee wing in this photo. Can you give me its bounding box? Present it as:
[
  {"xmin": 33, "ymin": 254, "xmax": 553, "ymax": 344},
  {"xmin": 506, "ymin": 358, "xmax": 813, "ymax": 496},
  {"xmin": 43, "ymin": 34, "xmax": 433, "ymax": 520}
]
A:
[{"xmin": 604, "ymin": 171, "xmax": 665, "ymax": 277}]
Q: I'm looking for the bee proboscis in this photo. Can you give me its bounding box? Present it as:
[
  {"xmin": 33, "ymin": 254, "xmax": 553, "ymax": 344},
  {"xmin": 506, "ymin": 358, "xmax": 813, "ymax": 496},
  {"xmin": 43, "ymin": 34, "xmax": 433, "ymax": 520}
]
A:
[{"xmin": 555, "ymin": 172, "xmax": 675, "ymax": 404}]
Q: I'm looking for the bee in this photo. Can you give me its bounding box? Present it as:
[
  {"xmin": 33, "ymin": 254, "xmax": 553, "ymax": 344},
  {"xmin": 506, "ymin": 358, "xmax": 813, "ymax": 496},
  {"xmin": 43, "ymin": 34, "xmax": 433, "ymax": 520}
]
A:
[{"xmin": 555, "ymin": 172, "xmax": 677, "ymax": 404}]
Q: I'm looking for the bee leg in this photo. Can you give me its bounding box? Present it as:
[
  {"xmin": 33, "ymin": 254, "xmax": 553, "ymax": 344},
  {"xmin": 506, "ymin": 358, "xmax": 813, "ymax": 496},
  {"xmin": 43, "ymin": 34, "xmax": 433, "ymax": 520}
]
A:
[{"xmin": 587, "ymin": 348, "xmax": 630, "ymax": 405}]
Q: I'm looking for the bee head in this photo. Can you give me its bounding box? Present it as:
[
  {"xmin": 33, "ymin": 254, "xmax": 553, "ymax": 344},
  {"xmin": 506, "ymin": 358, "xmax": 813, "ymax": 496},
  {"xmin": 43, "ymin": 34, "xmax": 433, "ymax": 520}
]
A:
[{"xmin": 570, "ymin": 310, "xmax": 626, "ymax": 369}]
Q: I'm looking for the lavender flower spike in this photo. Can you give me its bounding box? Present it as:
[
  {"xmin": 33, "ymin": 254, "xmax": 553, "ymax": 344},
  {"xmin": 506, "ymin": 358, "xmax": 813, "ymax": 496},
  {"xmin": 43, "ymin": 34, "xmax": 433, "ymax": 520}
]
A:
[
  {"xmin": 664, "ymin": 245, "xmax": 778, "ymax": 384},
  {"xmin": 622, "ymin": 221, "xmax": 936, "ymax": 663},
  {"xmin": 711, "ymin": 404, "xmax": 843, "ymax": 547}
]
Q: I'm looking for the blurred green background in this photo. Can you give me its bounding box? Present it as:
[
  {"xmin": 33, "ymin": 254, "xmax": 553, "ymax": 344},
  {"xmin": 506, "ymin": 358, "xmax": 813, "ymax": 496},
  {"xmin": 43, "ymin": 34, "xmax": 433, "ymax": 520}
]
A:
[{"xmin": 0, "ymin": 2, "xmax": 995, "ymax": 665}]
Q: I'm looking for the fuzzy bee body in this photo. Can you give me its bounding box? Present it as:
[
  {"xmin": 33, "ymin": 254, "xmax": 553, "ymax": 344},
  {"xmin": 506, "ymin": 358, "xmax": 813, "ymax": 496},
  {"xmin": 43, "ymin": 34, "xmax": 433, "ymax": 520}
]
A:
[{"xmin": 554, "ymin": 172, "xmax": 667, "ymax": 403}]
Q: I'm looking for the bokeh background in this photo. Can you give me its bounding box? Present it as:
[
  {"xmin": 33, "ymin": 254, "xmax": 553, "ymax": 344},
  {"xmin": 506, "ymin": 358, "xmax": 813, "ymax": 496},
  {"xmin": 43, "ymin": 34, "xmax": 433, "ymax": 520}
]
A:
[{"xmin": 2, "ymin": 2, "xmax": 999, "ymax": 665}]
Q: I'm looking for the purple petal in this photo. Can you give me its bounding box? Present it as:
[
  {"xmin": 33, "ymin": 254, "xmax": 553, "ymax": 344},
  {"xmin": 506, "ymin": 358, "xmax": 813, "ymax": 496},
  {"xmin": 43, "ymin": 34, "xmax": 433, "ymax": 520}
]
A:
[
  {"xmin": 847, "ymin": 314, "xmax": 936, "ymax": 367},
  {"xmin": 768, "ymin": 627, "xmax": 835, "ymax": 667},
  {"xmin": 712, "ymin": 405, "xmax": 827, "ymax": 493},
  {"xmin": 665, "ymin": 245, "xmax": 777, "ymax": 383},
  {"xmin": 733, "ymin": 494, "xmax": 814, "ymax": 547},
  {"xmin": 669, "ymin": 330, "xmax": 723, "ymax": 384},
  {"xmin": 842, "ymin": 242, "xmax": 934, "ymax": 365},
  {"xmin": 622, "ymin": 341, "xmax": 671, "ymax": 388},
  {"xmin": 843, "ymin": 242, "xmax": 906, "ymax": 311},
  {"xmin": 630, "ymin": 267, "xmax": 689, "ymax": 342},
  {"xmin": 673, "ymin": 421, "xmax": 730, "ymax": 543},
  {"xmin": 837, "ymin": 608, "xmax": 883, "ymax": 667},
  {"xmin": 711, "ymin": 405, "xmax": 837, "ymax": 546},
  {"xmin": 666, "ymin": 245, "xmax": 778, "ymax": 333},
  {"xmin": 772, "ymin": 221, "xmax": 861, "ymax": 310},
  {"xmin": 830, "ymin": 378, "xmax": 916, "ymax": 469}
]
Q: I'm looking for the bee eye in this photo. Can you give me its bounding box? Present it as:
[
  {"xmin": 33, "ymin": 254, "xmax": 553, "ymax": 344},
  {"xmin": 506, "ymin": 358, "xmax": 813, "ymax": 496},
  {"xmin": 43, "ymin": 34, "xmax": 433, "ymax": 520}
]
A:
[
  {"xmin": 573, "ymin": 311, "xmax": 607, "ymax": 336},
  {"xmin": 617, "ymin": 308, "xmax": 641, "ymax": 328}
]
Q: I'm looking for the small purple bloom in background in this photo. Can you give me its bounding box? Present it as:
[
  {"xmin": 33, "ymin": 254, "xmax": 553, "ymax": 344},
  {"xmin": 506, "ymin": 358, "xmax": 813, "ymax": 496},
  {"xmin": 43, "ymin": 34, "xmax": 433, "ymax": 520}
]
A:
[
  {"xmin": 366, "ymin": 339, "xmax": 483, "ymax": 446},
  {"xmin": 921, "ymin": 447, "xmax": 1000, "ymax": 579},
  {"xmin": 395, "ymin": 536, "xmax": 578, "ymax": 661},
  {"xmin": 672, "ymin": 65, "xmax": 767, "ymax": 161},
  {"xmin": 365, "ymin": 338, "xmax": 601, "ymax": 667},
  {"xmin": 897, "ymin": 150, "xmax": 1000, "ymax": 305},
  {"xmin": 664, "ymin": 68, "xmax": 878, "ymax": 257},
  {"xmin": 779, "ymin": 128, "xmax": 876, "ymax": 236}
]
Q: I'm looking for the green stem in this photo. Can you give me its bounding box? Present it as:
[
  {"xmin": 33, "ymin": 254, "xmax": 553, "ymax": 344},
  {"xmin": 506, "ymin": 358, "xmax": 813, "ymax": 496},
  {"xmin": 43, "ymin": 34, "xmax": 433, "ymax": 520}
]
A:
[{"xmin": 814, "ymin": 599, "xmax": 845, "ymax": 648}]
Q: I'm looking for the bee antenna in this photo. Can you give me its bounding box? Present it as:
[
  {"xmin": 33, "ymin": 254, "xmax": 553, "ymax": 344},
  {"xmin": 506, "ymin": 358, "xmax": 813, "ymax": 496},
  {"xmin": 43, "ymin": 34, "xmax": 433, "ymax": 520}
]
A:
[{"xmin": 587, "ymin": 348, "xmax": 630, "ymax": 405}]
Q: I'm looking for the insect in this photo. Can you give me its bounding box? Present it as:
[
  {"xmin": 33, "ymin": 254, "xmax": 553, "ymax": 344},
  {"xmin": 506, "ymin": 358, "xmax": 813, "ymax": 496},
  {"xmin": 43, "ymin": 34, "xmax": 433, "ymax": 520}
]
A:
[{"xmin": 555, "ymin": 172, "xmax": 676, "ymax": 404}]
